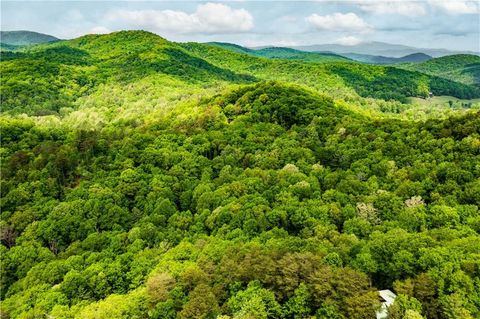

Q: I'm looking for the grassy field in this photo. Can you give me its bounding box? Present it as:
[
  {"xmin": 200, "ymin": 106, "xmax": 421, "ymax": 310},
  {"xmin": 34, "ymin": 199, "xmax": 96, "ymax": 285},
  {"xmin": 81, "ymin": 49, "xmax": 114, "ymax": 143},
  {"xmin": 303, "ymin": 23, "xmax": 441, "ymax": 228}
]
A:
[{"xmin": 408, "ymin": 95, "xmax": 480, "ymax": 109}]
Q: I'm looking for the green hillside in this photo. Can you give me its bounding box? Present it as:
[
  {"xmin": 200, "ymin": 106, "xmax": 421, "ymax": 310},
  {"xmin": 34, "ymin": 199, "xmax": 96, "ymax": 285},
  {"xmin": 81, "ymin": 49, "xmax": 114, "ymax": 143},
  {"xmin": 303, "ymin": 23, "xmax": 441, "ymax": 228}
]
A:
[
  {"xmin": 207, "ymin": 42, "xmax": 254, "ymax": 55},
  {"xmin": 2, "ymin": 31, "xmax": 479, "ymax": 117},
  {"xmin": 344, "ymin": 52, "xmax": 432, "ymax": 64},
  {"xmin": 0, "ymin": 30, "xmax": 59, "ymax": 46},
  {"xmin": 209, "ymin": 42, "xmax": 350, "ymax": 63},
  {"xmin": 0, "ymin": 42, "xmax": 21, "ymax": 51},
  {"xmin": 1, "ymin": 31, "xmax": 480, "ymax": 319},
  {"xmin": 0, "ymin": 31, "xmax": 255, "ymax": 115},
  {"xmin": 182, "ymin": 41, "xmax": 480, "ymax": 102},
  {"xmin": 399, "ymin": 54, "xmax": 480, "ymax": 85}
]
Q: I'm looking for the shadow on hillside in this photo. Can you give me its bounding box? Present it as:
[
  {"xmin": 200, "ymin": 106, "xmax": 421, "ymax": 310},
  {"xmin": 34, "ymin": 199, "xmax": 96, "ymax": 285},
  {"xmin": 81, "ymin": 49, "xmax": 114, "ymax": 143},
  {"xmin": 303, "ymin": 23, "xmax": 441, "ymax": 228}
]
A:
[
  {"xmin": 105, "ymin": 47, "xmax": 257, "ymax": 85},
  {"xmin": 461, "ymin": 63, "xmax": 480, "ymax": 86}
]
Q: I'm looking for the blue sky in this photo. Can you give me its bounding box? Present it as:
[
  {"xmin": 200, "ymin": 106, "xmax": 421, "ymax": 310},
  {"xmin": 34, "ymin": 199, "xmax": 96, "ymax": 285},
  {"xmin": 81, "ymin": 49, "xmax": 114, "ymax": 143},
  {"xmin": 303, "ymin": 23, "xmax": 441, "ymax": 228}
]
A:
[{"xmin": 1, "ymin": 1, "xmax": 479, "ymax": 51}]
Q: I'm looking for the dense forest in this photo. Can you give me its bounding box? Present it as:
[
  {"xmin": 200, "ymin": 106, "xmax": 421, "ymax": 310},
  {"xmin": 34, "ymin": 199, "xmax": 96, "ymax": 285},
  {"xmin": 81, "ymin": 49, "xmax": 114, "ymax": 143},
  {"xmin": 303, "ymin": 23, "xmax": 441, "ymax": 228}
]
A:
[
  {"xmin": 1, "ymin": 31, "xmax": 480, "ymax": 319},
  {"xmin": 399, "ymin": 55, "xmax": 480, "ymax": 86}
]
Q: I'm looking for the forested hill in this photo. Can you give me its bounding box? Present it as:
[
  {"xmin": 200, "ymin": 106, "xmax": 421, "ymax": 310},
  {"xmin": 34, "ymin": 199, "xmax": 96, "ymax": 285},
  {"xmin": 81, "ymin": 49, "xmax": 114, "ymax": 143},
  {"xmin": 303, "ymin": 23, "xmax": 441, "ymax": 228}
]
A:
[
  {"xmin": 1, "ymin": 30, "xmax": 480, "ymax": 319},
  {"xmin": 2, "ymin": 30, "xmax": 479, "ymax": 116},
  {"xmin": 181, "ymin": 41, "xmax": 480, "ymax": 102},
  {"xmin": 0, "ymin": 31, "xmax": 256, "ymax": 115},
  {"xmin": 398, "ymin": 54, "xmax": 480, "ymax": 85},
  {"xmin": 343, "ymin": 52, "xmax": 432, "ymax": 64},
  {"xmin": 208, "ymin": 42, "xmax": 351, "ymax": 63},
  {"xmin": 0, "ymin": 30, "xmax": 59, "ymax": 46}
]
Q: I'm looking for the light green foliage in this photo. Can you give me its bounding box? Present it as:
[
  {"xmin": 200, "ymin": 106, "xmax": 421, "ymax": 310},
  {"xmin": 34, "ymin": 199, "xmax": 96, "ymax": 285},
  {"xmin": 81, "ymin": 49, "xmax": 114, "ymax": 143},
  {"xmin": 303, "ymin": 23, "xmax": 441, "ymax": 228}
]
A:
[
  {"xmin": 388, "ymin": 294, "xmax": 423, "ymax": 319},
  {"xmin": 76, "ymin": 288, "xmax": 147, "ymax": 319},
  {"xmin": 227, "ymin": 281, "xmax": 282, "ymax": 319},
  {"xmin": 1, "ymin": 31, "xmax": 480, "ymax": 319}
]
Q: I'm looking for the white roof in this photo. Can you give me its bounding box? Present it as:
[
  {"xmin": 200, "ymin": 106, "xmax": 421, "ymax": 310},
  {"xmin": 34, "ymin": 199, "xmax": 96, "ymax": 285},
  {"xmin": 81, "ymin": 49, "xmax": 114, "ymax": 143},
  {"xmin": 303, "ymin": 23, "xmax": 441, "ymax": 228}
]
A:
[
  {"xmin": 378, "ymin": 289, "xmax": 397, "ymax": 305},
  {"xmin": 376, "ymin": 290, "xmax": 397, "ymax": 319}
]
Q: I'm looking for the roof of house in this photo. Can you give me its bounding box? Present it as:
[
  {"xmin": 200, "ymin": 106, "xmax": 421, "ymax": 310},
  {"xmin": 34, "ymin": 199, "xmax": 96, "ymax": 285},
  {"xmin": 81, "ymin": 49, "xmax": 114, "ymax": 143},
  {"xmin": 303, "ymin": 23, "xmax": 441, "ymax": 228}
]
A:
[
  {"xmin": 376, "ymin": 290, "xmax": 397, "ymax": 319},
  {"xmin": 378, "ymin": 289, "xmax": 397, "ymax": 306}
]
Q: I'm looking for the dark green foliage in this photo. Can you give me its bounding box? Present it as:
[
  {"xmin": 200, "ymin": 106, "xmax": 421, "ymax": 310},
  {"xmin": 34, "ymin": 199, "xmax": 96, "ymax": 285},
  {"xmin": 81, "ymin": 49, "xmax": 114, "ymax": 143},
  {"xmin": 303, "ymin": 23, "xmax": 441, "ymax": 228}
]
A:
[
  {"xmin": 329, "ymin": 63, "xmax": 480, "ymax": 102},
  {"xmin": 1, "ymin": 31, "xmax": 480, "ymax": 319},
  {"xmin": 399, "ymin": 54, "xmax": 480, "ymax": 85},
  {"xmin": 215, "ymin": 82, "xmax": 346, "ymax": 128},
  {"xmin": 182, "ymin": 42, "xmax": 480, "ymax": 102}
]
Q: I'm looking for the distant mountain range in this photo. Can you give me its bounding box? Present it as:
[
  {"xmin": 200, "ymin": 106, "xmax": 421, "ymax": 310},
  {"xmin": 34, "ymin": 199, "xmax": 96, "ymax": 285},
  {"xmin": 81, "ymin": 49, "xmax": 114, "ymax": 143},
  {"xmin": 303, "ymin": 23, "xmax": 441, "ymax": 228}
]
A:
[
  {"xmin": 287, "ymin": 41, "xmax": 478, "ymax": 58},
  {"xmin": 2, "ymin": 30, "xmax": 478, "ymax": 68},
  {"xmin": 208, "ymin": 42, "xmax": 350, "ymax": 63},
  {"xmin": 341, "ymin": 52, "xmax": 432, "ymax": 64},
  {"xmin": 0, "ymin": 30, "xmax": 59, "ymax": 46},
  {"xmin": 209, "ymin": 42, "xmax": 436, "ymax": 65}
]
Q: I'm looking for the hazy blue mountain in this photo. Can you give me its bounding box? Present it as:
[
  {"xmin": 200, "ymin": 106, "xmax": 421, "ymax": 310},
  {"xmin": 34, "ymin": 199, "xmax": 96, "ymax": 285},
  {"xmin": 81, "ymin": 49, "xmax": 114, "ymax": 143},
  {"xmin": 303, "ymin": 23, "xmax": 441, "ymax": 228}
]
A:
[
  {"xmin": 0, "ymin": 30, "xmax": 59, "ymax": 46},
  {"xmin": 208, "ymin": 42, "xmax": 350, "ymax": 62},
  {"xmin": 288, "ymin": 41, "xmax": 477, "ymax": 58},
  {"xmin": 343, "ymin": 52, "xmax": 432, "ymax": 64}
]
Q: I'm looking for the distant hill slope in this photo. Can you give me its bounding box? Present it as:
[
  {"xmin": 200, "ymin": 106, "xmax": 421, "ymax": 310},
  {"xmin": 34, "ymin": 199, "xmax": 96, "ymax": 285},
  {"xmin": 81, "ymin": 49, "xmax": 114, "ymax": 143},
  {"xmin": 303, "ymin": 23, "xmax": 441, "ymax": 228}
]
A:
[
  {"xmin": 398, "ymin": 54, "xmax": 480, "ymax": 85},
  {"xmin": 1, "ymin": 31, "xmax": 479, "ymax": 116},
  {"xmin": 343, "ymin": 52, "xmax": 432, "ymax": 64},
  {"xmin": 0, "ymin": 31, "xmax": 255, "ymax": 114},
  {"xmin": 3, "ymin": 29, "xmax": 480, "ymax": 319},
  {"xmin": 290, "ymin": 41, "xmax": 476, "ymax": 58},
  {"xmin": 208, "ymin": 42, "xmax": 350, "ymax": 63},
  {"xmin": 208, "ymin": 42, "xmax": 253, "ymax": 55},
  {"xmin": 0, "ymin": 42, "xmax": 21, "ymax": 51},
  {"xmin": 183, "ymin": 41, "xmax": 480, "ymax": 102},
  {"xmin": 0, "ymin": 30, "xmax": 59, "ymax": 46}
]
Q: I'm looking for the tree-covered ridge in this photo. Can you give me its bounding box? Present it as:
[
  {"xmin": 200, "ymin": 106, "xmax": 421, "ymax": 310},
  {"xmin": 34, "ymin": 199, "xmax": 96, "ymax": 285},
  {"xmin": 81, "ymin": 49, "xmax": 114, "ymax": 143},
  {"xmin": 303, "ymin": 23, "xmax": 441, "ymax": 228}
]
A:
[
  {"xmin": 180, "ymin": 41, "xmax": 480, "ymax": 102},
  {"xmin": 2, "ymin": 31, "xmax": 479, "ymax": 117},
  {"xmin": 1, "ymin": 31, "xmax": 480, "ymax": 319},
  {"xmin": 0, "ymin": 30, "xmax": 59, "ymax": 46},
  {"xmin": 0, "ymin": 43, "xmax": 22, "ymax": 51},
  {"xmin": 208, "ymin": 42, "xmax": 351, "ymax": 63},
  {"xmin": 0, "ymin": 31, "xmax": 255, "ymax": 115},
  {"xmin": 1, "ymin": 80, "xmax": 480, "ymax": 318},
  {"xmin": 343, "ymin": 52, "xmax": 432, "ymax": 65},
  {"xmin": 398, "ymin": 54, "xmax": 480, "ymax": 86},
  {"xmin": 328, "ymin": 63, "xmax": 480, "ymax": 103}
]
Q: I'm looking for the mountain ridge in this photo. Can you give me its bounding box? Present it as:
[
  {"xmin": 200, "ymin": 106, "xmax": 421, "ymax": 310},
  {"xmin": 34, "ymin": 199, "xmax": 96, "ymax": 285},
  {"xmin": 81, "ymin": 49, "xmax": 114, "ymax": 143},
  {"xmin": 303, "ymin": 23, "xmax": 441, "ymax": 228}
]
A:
[
  {"xmin": 2, "ymin": 30, "xmax": 479, "ymax": 116},
  {"xmin": 286, "ymin": 41, "xmax": 478, "ymax": 58},
  {"xmin": 207, "ymin": 42, "xmax": 351, "ymax": 63},
  {"xmin": 0, "ymin": 30, "xmax": 59, "ymax": 46},
  {"xmin": 1, "ymin": 29, "xmax": 480, "ymax": 319},
  {"xmin": 341, "ymin": 52, "xmax": 432, "ymax": 64}
]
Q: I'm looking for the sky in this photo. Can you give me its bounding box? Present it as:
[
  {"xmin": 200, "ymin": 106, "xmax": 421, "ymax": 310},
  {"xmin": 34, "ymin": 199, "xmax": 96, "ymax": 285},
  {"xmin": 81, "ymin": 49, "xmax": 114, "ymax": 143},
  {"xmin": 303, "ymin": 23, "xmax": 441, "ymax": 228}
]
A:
[{"xmin": 1, "ymin": 0, "xmax": 479, "ymax": 51}]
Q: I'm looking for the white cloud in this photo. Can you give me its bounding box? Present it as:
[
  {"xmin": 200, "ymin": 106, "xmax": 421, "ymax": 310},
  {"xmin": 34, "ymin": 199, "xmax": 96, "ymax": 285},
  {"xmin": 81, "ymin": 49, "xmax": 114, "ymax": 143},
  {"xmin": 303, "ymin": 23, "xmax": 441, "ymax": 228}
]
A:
[
  {"xmin": 335, "ymin": 36, "xmax": 363, "ymax": 46},
  {"xmin": 306, "ymin": 13, "xmax": 372, "ymax": 32},
  {"xmin": 429, "ymin": 0, "xmax": 480, "ymax": 14},
  {"xmin": 104, "ymin": 3, "xmax": 254, "ymax": 34},
  {"xmin": 357, "ymin": 1, "xmax": 427, "ymax": 17},
  {"xmin": 88, "ymin": 26, "xmax": 111, "ymax": 35},
  {"xmin": 244, "ymin": 39, "xmax": 299, "ymax": 47},
  {"xmin": 56, "ymin": 26, "xmax": 112, "ymax": 39}
]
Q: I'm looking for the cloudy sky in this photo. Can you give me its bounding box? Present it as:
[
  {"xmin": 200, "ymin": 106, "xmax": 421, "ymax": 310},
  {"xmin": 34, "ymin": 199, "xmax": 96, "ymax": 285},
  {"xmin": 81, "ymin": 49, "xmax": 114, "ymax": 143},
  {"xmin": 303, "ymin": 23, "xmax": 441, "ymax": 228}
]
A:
[{"xmin": 1, "ymin": 1, "xmax": 479, "ymax": 51}]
